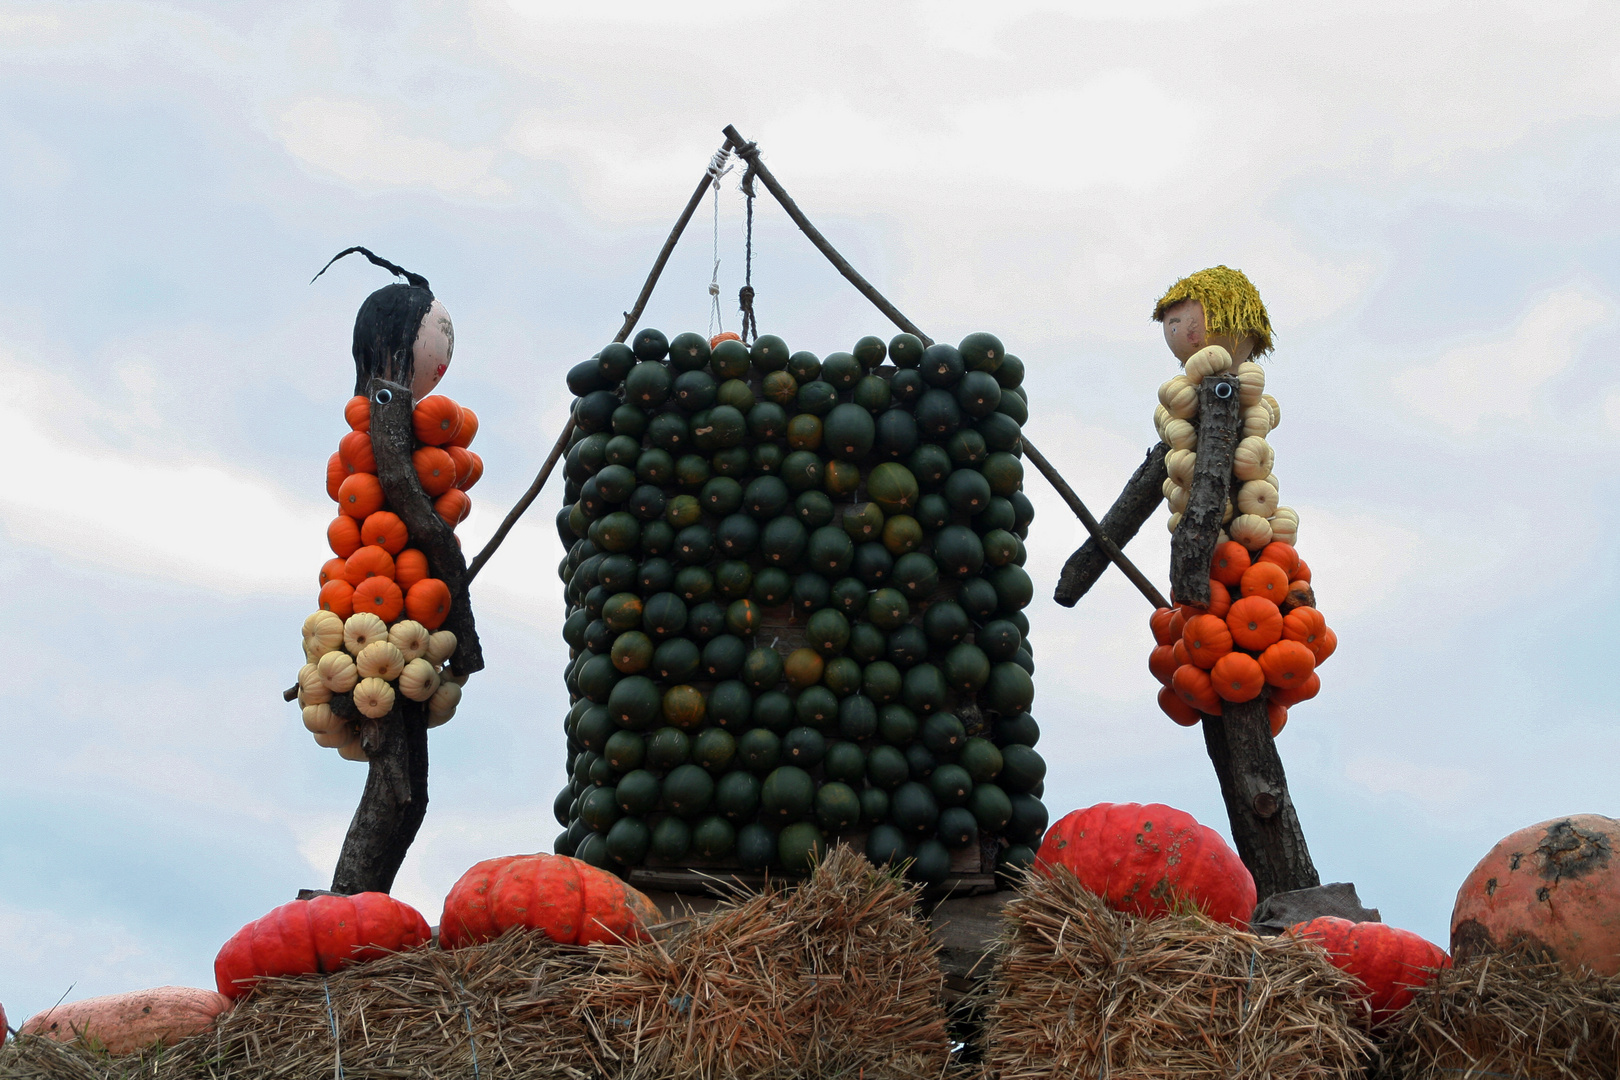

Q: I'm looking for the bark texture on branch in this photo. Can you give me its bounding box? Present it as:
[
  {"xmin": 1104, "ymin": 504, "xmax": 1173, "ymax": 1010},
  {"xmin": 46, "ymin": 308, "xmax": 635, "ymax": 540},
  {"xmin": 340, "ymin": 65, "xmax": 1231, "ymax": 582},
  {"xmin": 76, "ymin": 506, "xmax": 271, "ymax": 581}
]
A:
[
  {"xmin": 1170, "ymin": 374, "xmax": 1241, "ymax": 607},
  {"xmin": 1200, "ymin": 698, "xmax": 1320, "ymax": 901},
  {"xmin": 1054, "ymin": 442, "xmax": 1170, "ymax": 607}
]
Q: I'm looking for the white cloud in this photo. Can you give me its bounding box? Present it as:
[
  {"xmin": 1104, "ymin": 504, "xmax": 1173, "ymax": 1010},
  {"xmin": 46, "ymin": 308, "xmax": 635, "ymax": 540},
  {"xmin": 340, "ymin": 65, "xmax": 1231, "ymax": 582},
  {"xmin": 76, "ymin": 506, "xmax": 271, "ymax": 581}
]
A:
[
  {"xmin": 504, "ymin": 0, "xmax": 799, "ymax": 26},
  {"xmin": 1395, "ymin": 284, "xmax": 1613, "ymax": 433},
  {"xmin": 1345, "ymin": 753, "xmax": 1480, "ymax": 807},
  {"xmin": 273, "ymin": 98, "xmax": 511, "ymax": 199}
]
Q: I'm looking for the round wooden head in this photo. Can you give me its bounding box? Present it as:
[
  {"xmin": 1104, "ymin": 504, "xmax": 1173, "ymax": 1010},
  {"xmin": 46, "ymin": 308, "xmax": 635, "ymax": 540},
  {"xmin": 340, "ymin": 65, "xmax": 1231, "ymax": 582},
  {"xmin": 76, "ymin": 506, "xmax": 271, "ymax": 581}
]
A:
[{"xmin": 411, "ymin": 298, "xmax": 454, "ymax": 399}]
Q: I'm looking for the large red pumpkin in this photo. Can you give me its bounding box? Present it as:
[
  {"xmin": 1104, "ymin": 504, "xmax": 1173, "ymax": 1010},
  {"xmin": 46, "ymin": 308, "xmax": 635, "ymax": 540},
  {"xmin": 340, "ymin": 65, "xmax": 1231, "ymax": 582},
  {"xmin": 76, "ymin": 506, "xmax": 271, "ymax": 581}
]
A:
[
  {"xmin": 1451, "ymin": 814, "xmax": 1620, "ymax": 976},
  {"xmin": 214, "ymin": 892, "xmax": 431, "ymax": 1000},
  {"xmin": 439, "ymin": 853, "xmax": 661, "ymax": 949},
  {"xmin": 1289, "ymin": 917, "xmax": 1450, "ymax": 1023},
  {"xmin": 1034, "ymin": 802, "xmax": 1257, "ymax": 928}
]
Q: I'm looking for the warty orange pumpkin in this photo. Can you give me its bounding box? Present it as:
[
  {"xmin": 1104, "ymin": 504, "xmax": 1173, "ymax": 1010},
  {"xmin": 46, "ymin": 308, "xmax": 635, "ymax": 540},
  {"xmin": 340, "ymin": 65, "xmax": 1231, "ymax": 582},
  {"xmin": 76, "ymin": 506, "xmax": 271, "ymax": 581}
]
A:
[{"xmin": 439, "ymin": 853, "xmax": 661, "ymax": 949}]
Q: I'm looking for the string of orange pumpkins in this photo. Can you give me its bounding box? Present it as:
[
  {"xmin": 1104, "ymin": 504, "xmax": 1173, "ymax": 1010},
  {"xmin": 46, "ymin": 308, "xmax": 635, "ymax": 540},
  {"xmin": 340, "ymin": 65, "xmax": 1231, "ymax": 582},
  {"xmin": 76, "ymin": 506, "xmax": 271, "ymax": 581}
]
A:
[{"xmin": 293, "ymin": 393, "xmax": 483, "ymax": 759}]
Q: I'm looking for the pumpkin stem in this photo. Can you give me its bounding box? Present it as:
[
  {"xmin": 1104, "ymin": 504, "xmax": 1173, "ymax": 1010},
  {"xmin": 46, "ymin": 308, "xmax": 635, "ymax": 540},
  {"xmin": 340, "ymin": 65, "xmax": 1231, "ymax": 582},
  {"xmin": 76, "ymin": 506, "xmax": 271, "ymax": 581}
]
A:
[{"xmin": 311, "ymin": 246, "xmax": 432, "ymax": 293}]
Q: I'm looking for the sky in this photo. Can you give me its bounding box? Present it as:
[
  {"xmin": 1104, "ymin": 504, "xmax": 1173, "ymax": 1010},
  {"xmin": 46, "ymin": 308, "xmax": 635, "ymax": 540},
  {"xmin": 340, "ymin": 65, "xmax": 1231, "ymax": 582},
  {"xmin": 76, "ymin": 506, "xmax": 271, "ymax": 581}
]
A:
[{"xmin": 3, "ymin": 0, "xmax": 1619, "ymax": 1025}]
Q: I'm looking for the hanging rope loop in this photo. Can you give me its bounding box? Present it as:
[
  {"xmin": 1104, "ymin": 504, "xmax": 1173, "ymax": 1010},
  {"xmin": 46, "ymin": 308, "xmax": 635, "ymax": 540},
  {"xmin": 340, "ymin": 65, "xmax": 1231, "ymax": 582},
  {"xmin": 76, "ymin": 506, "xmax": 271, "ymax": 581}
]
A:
[{"xmin": 738, "ymin": 159, "xmax": 759, "ymax": 344}]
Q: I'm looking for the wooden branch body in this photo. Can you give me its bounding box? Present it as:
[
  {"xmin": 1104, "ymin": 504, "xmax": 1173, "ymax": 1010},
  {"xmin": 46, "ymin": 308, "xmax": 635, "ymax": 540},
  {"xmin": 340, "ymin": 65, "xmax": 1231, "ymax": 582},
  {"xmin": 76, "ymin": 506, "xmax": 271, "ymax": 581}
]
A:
[
  {"xmin": 1170, "ymin": 374, "xmax": 1241, "ymax": 606},
  {"xmin": 330, "ymin": 700, "xmax": 430, "ymax": 895},
  {"xmin": 368, "ymin": 377, "xmax": 483, "ymax": 677},
  {"xmin": 1200, "ymin": 698, "xmax": 1320, "ymax": 901},
  {"xmin": 1054, "ymin": 442, "xmax": 1169, "ymax": 607}
]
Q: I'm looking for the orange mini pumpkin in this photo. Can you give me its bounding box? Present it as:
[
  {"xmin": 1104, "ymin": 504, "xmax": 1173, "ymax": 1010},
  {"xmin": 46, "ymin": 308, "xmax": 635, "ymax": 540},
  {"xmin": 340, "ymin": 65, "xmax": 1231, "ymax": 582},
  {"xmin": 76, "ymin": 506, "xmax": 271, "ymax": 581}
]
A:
[
  {"xmin": 1210, "ymin": 540, "xmax": 1251, "ymax": 587},
  {"xmin": 344, "ymin": 395, "xmax": 371, "ymax": 432},
  {"xmin": 319, "ymin": 557, "xmax": 348, "ymax": 588},
  {"xmin": 318, "ymin": 580, "xmax": 355, "ymax": 619},
  {"xmin": 1158, "ymin": 685, "xmax": 1201, "ymax": 727},
  {"xmin": 1270, "ymin": 671, "xmax": 1320, "ymax": 707},
  {"xmin": 327, "ymin": 515, "xmax": 362, "ymax": 559},
  {"xmin": 448, "ymin": 406, "xmax": 478, "ymax": 448},
  {"xmin": 405, "ymin": 577, "xmax": 452, "ymax": 630},
  {"xmin": 338, "ymin": 429, "xmax": 377, "ymax": 475},
  {"xmin": 1314, "ymin": 627, "xmax": 1338, "ymax": 664},
  {"xmin": 1148, "ymin": 644, "xmax": 1178, "ymax": 686},
  {"xmin": 337, "ymin": 473, "xmax": 386, "ymax": 520},
  {"xmin": 1210, "ymin": 651, "xmax": 1265, "ymax": 702},
  {"xmin": 1149, "ymin": 606, "xmax": 1177, "ymax": 646},
  {"xmin": 326, "ymin": 453, "xmax": 347, "ymax": 501},
  {"xmin": 1182, "ymin": 614, "xmax": 1233, "ymax": 669},
  {"xmin": 412, "ymin": 446, "xmax": 457, "ymax": 497},
  {"xmin": 1239, "ymin": 561, "xmax": 1290, "ymax": 602},
  {"xmin": 351, "ymin": 576, "xmax": 405, "ymax": 622},
  {"xmin": 361, "ymin": 511, "xmax": 409, "ymax": 555},
  {"xmin": 1267, "ymin": 699, "xmax": 1288, "ymax": 737},
  {"xmin": 1256, "ymin": 541, "xmax": 1300, "ymax": 579},
  {"xmin": 395, "ymin": 548, "xmax": 429, "ymax": 590},
  {"xmin": 1282, "ymin": 606, "xmax": 1326, "ymax": 651},
  {"xmin": 1259, "ymin": 639, "xmax": 1316, "ymax": 689},
  {"xmin": 1226, "ymin": 595, "xmax": 1283, "ymax": 651},
  {"xmin": 1294, "ymin": 558, "xmax": 1312, "ymax": 583},
  {"xmin": 435, "ymin": 489, "xmax": 472, "ymax": 527},
  {"xmin": 343, "ymin": 545, "xmax": 396, "ymax": 587},
  {"xmin": 413, "ymin": 395, "xmax": 463, "ymax": 446},
  {"xmin": 447, "ymin": 446, "xmax": 483, "ymax": 491},
  {"xmin": 709, "ymin": 331, "xmax": 742, "ymax": 348},
  {"xmin": 1172, "ymin": 663, "xmax": 1221, "ymax": 714},
  {"xmin": 1203, "ymin": 578, "xmax": 1232, "ymax": 618},
  {"xmin": 1167, "ymin": 607, "xmax": 1188, "ymax": 641}
]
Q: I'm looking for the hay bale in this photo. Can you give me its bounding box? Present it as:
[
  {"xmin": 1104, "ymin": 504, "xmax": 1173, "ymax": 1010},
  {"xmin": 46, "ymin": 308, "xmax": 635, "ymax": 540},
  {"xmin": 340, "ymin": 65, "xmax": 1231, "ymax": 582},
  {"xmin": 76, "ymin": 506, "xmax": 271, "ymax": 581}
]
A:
[
  {"xmin": 1375, "ymin": 952, "xmax": 1620, "ymax": 1079},
  {"xmin": 578, "ymin": 844, "xmax": 954, "ymax": 1080},
  {"xmin": 978, "ymin": 868, "xmax": 1374, "ymax": 1079}
]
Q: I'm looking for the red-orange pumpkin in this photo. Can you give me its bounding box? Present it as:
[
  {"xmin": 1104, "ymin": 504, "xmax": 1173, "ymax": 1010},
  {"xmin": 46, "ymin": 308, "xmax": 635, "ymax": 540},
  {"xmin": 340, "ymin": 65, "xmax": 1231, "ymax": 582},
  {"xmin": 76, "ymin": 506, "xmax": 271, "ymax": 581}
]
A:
[
  {"xmin": 20, "ymin": 987, "xmax": 231, "ymax": 1055},
  {"xmin": 350, "ymin": 576, "xmax": 405, "ymax": 622},
  {"xmin": 1210, "ymin": 540, "xmax": 1250, "ymax": 587},
  {"xmin": 360, "ymin": 510, "xmax": 410, "ymax": 555},
  {"xmin": 1149, "ymin": 606, "xmax": 1177, "ymax": 646},
  {"xmin": 327, "ymin": 515, "xmax": 362, "ymax": 559},
  {"xmin": 1182, "ymin": 614, "xmax": 1233, "ymax": 669},
  {"xmin": 338, "ymin": 429, "xmax": 377, "ymax": 475},
  {"xmin": 326, "ymin": 453, "xmax": 347, "ymax": 501},
  {"xmin": 405, "ymin": 577, "xmax": 452, "ymax": 630},
  {"xmin": 439, "ymin": 853, "xmax": 661, "ymax": 949},
  {"xmin": 412, "ymin": 395, "xmax": 463, "ymax": 446},
  {"xmin": 214, "ymin": 892, "xmax": 430, "ymax": 1000},
  {"xmin": 1289, "ymin": 917, "xmax": 1450, "ymax": 1023},
  {"xmin": 448, "ymin": 406, "xmax": 479, "ymax": 448},
  {"xmin": 1171, "ymin": 663, "xmax": 1221, "ymax": 714},
  {"xmin": 337, "ymin": 472, "xmax": 386, "ymax": 519},
  {"xmin": 1035, "ymin": 802, "xmax": 1256, "ymax": 928},
  {"xmin": 395, "ymin": 548, "xmax": 430, "ymax": 590},
  {"xmin": 1451, "ymin": 814, "xmax": 1620, "ymax": 977},
  {"xmin": 435, "ymin": 488, "xmax": 472, "ymax": 527},
  {"xmin": 1157, "ymin": 686, "xmax": 1201, "ymax": 727},
  {"xmin": 344, "ymin": 395, "xmax": 370, "ymax": 432},
  {"xmin": 1148, "ymin": 644, "xmax": 1178, "ymax": 686}
]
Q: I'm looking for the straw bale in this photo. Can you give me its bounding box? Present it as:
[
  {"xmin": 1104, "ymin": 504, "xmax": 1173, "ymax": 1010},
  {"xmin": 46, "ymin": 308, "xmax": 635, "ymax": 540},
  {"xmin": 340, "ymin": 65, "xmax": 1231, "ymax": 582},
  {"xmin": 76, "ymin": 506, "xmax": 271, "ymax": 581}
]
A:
[
  {"xmin": 1374, "ymin": 952, "xmax": 1620, "ymax": 1080},
  {"xmin": 977, "ymin": 867, "xmax": 1374, "ymax": 1079},
  {"xmin": 576, "ymin": 844, "xmax": 955, "ymax": 1079}
]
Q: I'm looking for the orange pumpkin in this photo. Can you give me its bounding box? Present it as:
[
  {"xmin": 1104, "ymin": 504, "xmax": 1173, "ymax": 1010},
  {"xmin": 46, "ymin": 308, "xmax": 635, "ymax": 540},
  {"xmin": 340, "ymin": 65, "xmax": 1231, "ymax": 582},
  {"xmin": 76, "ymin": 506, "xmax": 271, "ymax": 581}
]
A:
[
  {"xmin": 439, "ymin": 853, "xmax": 661, "ymax": 949},
  {"xmin": 20, "ymin": 987, "xmax": 231, "ymax": 1055},
  {"xmin": 447, "ymin": 446, "xmax": 483, "ymax": 491},
  {"xmin": 215, "ymin": 893, "xmax": 430, "ymax": 1000},
  {"xmin": 344, "ymin": 395, "xmax": 371, "ymax": 432},
  {"xmin": 1256, "ymin": 540, "xmax": 1300, "ymax": 579},
  {"xmin": 1259, "ymin": 639, "xmax": 1316, "ymax": 689},
  {"xmin": 1226, "ymin": 595, "xmax": 1283, "ymax": 651},
  {"xmin": 327, "ymin": 515, "xmax": 362, "ymax": 558},
  {"xmin": 435, "ymin": 489, "xmax": 472, "ymax": 527},
  {"xmin": 1171, "ymin": 639, "xmax": 1190, "ymax": 667},
  {"xmin": 412, "ymin": 395, "xmax": 463, "ymax": 446},
  {"xmin": 1204, "ymin": 578, "xmax": 1232, "ymax": 618},
  {"xmin": 412, "ymin": 446, "xmax": 457, "ymax": 497},
  {"xmin": 1148, "ymin": 644, "xmax": 1178, "ymax": 686},
  {"xmin": 338, "ymin": 429, "xmax": 377, "ymax": 475},
  {"xmin": 343, "ymin": 545, "xmax": 395, "ymax": 586},
  {"xmin": 709, "ymin": 331, "xmax": 742, "ymax": 348},
  {"xmin": 448, "ymin": 406, "xmax": 478, "ymax": 448},
  {"xmin": 1451, "ymin": 815, "xmax": 1620, "ymax": 977},
  {"xmin": 1239, "ymin": 561, "xmax": 1290, "ymax": 602},
  {"xmin": 319, "ymin": 557, "xmax": 348, "ymax": 588},
  {"xmin": 1158, "ymin": 685, "xmax": 1202, "ymax": 726},
  {"xmin": 325, "ymin": 453, "xmax": 347, "ymax": 500},
  {"xmin": 1210, "ymin": 651, "xmax": 1265, "ymax": 703},
  {"xmin": 1294, "ymin": 558, "xmax": 1312, "ymax": 583},
  {"xmin": 1314, "ymin": 627, "xmax": 1338, "ymax": 664},
  {"xmin": 318, "ymin": 580, "xmax": 355, "ymax": 618},
  {"xmin": 1282, "ymin": 607, "xmax": 1326, "ymax": 652},
  {"xmin": 1167, "ymin": 607, "xmax": 1188, "ymax": 641},
  {"xmin": 405, "ymin": 577, "xmax": 452, "ymax": 630},
  {"xmin": 1149, "ymin": 606, "xmax": 1177, "ymax": 646},
  {"xmin": 1182, "ymin": 614, "xmax": 1233, "ymax": 669},
  {"xmin": 337, "ymin": 472, "xmax": 385, "ymax": 520},
  {"xmin": 351, "ymin": 576, "xmax": 405, "ymax": 622},
  {"xmin": 1210, "ymin": 540, "xmax": 1251, "ymax": 587},
  {"xmin": 361, "ymin": 511, "xmax": 409, "ymax": 555},
  {"xmin": 395, "ymin": 548, "xmax": 429, "ymax": 590},
  {"xmin": 1269, "ymin": 671, "xmax": 1320, "ymax": 707},
  {"xmin": 1172, "ymin": 663, "xmax": 1221, "ymax": 714},
  {"xmin": 1266, "ymin": 699, "xmax": 1288, "ymax": 737},
  {"xmin": 1289, "ymin": 917, "xmax": 1450, "ymax": 1023}
]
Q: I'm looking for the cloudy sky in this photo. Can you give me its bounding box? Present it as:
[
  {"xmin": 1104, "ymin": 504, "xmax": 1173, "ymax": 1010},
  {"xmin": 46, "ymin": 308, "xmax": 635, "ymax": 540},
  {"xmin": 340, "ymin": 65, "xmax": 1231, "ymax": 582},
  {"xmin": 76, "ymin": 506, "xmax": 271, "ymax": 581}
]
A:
[{"xmin": 3, "ymin": 0, "xmax": 1618, "ymax": 1023}]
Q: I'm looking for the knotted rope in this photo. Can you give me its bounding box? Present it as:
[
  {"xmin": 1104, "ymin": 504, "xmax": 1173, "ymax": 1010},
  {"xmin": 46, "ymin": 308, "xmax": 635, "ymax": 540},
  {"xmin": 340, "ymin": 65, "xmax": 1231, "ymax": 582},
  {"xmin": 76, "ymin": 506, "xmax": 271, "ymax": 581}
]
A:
[{"xmin": 738, "ymin": 151, "xmax": 759, "ymax": 345}]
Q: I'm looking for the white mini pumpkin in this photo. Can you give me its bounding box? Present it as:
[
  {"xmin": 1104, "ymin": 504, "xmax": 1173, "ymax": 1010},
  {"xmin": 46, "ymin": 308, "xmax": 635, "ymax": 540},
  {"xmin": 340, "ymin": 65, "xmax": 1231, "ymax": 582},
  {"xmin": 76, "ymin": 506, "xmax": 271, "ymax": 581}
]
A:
[
  {"xmin": 303, "ymin": 611, "xmax": 345, "ymax": 653},
  {"xmin": 398, "ymin": 657, "xmax": 440, "ymax": 702},
  {"xmin": 1153, "ymin": 403, "xmax": 1171, "ymax": 439},
  {"xmin": 1182, "ymin": 344, "xmax": 1232, "ymax": 384},
  {"xmin": 1241, "ymin": 404, "xmax": 1271, "ymax": 440},
  {"xmin": 427, "ymin": 680, "xmax": 461, "ymax": 727},
  {"xmin": 1164, "ymin": 479, "xmax": 1190, "ymax": 514},
  {"xmin": 316, "ymin": 650, "xmax": 359, "ymax": 694},
  {"xmin": 337, "ymin": 737, "xmax": 370, "ymax": 762},
  {"xmin": 344, "ymin": 612, "xmax": 389, "ymax": 656},
  {"xmin": 1237, "ymin": 479, "xmax": 1280, "ymax": 518},
  {"xmin": 1269, "ymin": 514, "xmax": 1298, "ymax": 545},
  {"xmin": 1229, "ymin": 513, "xmax": 1274, "ymax": 551},
  {"xmin": 1166, "ymin": 511, "xmax": 1183, "ymax": 533},
  {"xmin": 313, "ymin": 724, "xmax": 353, "ymax": 749},
  {"xmin": 1262, "ymin": 393, "xmax": 1281, "ymax": 430},
  {"xmin": 1158, "ymin": 375, "xmax": 1199, "ymax": 420},
  {"xmin": 1272, "ymin": 504, "xmax": 1299, "ymax": 525},
  {"xmin": 297, "ymin": 663, "xmax": 332, "ymax": 705},
  {"xmin": 1232, "ymin": 437, "xmax": 1272, "ymax": 482},
  {"xmin": 302, "ymin": 703, "xmax": 335, "ymax": 733},
  {"xmin": 1265, "ymin": 472, "xmax": 1280, "ymax": 494},
  {"xmin": 1223, "ymin": 498, "xmax": 1236, "ymax": 525},
  {"xmin": 356, "ymin": 640, "xmax": 407, "ymax": 682},
  {"xmin": 352, "ymin": 677, "xmax": 396, "ymax": 719},
  {"xmin": 1234, "ymin": 361, "xmax": 1265, "ymax": 407},
  {"xmin": 388, "ymin": 620, "xmax": 430, "ymax": 662},
  {"xmin": 425, "ymin": 630, "xmax": 458, "ymax": 666},
  {"xmin": 1162, "ymin": 418, "xmax": 1198, "ymax": 451},
  {"xmin": 1165, "ymin": 448, "xmax": 1197, "ymax": 485}
]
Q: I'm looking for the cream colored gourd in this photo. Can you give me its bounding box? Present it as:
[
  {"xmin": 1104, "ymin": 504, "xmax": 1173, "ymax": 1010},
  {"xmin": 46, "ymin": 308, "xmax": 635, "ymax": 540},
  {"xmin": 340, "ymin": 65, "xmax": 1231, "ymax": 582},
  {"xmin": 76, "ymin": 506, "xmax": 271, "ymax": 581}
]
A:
[
  {"xmin": 344, "ymin": 612, "xmax": 389, "ymax": 656},
  {"xmin": 303, "ymin": 610, "xmax": 345, "ymax": 653},
  {"xmin": 398, "ymin": 658, "xmax": 441, "ymax": 702},
  {"xmin": 1182, "ymin": 344, "xmax": 1231, "ymax": 384},
  {"xmin": 388, "ymin": 620, "xmax": 430, "ymax": 662},
  {"xmin": 425, "ymin": 630, "xmax": 458, "ymax": 666},
  {"xmin": 1234, "ymin": 361, "xmax": 1265, "ymax": 406},
  {"xmin": 303, "ymin": 640, "xmax": 326, "ymax": 664},
  {"xmin": 1165, "ymin": 448, "xmax": 1196, "ymax": 485},
  {"xmin": 441, "ymin": 666, "xmax": 470, "ymax": 687},
  {"xmin": 356, "ymin": 640, "xmax": 406, "ymax": 682},
  {"xmin": 302, "ymin": 703, "xmax": 335, "ymax": 733},
  {"xmin": 316, "ymin": 650, "xmax": 359, "ymax": 693},
  {"xmin": 1237, "ymin": 479, "xmax": 1280, "ymax": 518},
  {"xmin": 1166, "ymin": 511, "xmax": 1183, "ymax": 534},
  {"xmin": 1269, "ymin": 515, "xmax": 1298, "ymax": 545},
  {"xmin": 1272, "ymin": 505, "xmax": 1299, "ymax": 526},
  {"xmin": 427, "ymin": 681, "xmax": 461, "ymax": 727},
  {"xmin": 1241, "ymin": 404, "xmax": 1271, "ymax": 439},
  {"xmin": 352, "ymin": 677, "xmax": 396, "ymax": 719},
  {"xmin": 1163, "ymin": 479, "xmax": 1190, "ymax": 514},
  {"xmin": 1162, "ymin": 418, "xmax": 1197, "ymax": 451},
  {"xmin": 313, "ymin": 724, "xmax": 352, "ymax": 749},
  {"xmin": 1262, "ymin": 393, "xmax": 1280, "ymax": 430},
  {"xmin": 1229, "ymin": 514, "xmax": 1274, "ymax": 551},
  {"xmin": 1158, "ymin": 376, "xmax": 1199, "ymax": 420},
  {"xmin": 1265, "ymin": 472, "xmax": 1280, "ymax": 494},
  {"xmin": 297, "ymin": 663, "xmax": 331, "ymax": 705},
  {"xmin": 1153, "ymin": 403, "xmax": 1171, "ymax": 439},
  {"xmin": 1222, "ymin": 498, "xmax": 1236, "ymax": 525},
  {"xmin": 337, "ymin": 738, "xmax": 370, "ymax": 762},
  {"xmin": 1232, "ymin": 437, "xmax": 1272, "ymax": 481}
]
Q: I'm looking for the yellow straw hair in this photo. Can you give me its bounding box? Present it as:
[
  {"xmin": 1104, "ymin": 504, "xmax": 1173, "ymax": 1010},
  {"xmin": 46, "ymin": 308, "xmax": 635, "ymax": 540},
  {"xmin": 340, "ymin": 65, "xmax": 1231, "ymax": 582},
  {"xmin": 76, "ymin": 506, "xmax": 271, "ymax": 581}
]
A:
[{"xmin": 1152, "ymin": 265, "xmax": 1274, "ymax": 356}]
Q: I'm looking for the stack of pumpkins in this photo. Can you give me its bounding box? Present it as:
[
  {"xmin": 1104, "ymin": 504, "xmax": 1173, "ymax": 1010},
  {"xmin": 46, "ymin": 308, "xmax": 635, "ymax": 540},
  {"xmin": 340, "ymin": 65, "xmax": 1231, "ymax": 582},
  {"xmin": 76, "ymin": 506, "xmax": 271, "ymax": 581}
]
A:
[
  {"xmin": 1150, "ymin": 539, "xmax": 1335, "ymax": 732},
  {"xmin": 553, "ymin": 329, "xmax": 1047, "ymax": 884},
  {"xmin": 1154, "ymin": 350, "xmax": 1295, "ymax": 550},
  {"xmin": 294, "ymin": 393, "xmax": 482, "ymax": 758}
]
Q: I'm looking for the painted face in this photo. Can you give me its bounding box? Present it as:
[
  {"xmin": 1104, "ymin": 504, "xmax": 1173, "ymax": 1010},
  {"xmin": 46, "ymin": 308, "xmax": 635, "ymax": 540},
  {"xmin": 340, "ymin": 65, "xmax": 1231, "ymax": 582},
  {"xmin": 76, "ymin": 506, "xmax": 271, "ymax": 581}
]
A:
[
  {"xmin": 411, "ymin": 299, "xmax": 454, "ymax": 399},
  {"xmin": 1161, "ymin": 297, "xmax": 1257, "ymax": 365}
]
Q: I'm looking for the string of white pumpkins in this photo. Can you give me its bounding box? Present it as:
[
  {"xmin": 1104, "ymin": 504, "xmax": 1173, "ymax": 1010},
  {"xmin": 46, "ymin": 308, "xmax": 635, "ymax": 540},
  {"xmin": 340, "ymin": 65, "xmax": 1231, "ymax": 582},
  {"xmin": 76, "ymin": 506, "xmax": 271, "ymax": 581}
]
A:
[
  {"xmin": 1152, "ymin": 344, "xmax": 1297, "ymax": 551},
  {"xmin": 294, "ymin": 611, "xmax": 465, "ymax": 761}
]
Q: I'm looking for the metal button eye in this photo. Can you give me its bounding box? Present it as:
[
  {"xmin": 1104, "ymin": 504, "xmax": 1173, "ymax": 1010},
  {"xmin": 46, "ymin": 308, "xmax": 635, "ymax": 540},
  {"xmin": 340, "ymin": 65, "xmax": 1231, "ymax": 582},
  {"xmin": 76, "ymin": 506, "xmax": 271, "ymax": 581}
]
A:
[
  {"xmin": 1213, "ymin": 381, "xmax": 1234, "ymax": 400},
  {"xmin": 374, "ymin": 388, "xmax": 393, "ymax": 404}
]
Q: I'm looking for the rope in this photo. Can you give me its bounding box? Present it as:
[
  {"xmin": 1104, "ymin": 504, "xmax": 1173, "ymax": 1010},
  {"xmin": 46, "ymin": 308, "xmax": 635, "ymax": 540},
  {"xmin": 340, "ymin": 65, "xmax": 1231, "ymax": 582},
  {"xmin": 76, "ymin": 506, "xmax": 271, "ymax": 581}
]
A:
[
  {"xmin": 322, "ymin": 979, "xmax": 344, "ymax": 1080},
  {"xmin": 458, "ymin": 979, "xmax": 482, "ymax": 1080},
  {"xmin": 707, "ymin": 150, "xmax": 734, "ymax": 337},
  {"xmin": 738, "ymin": 158, "xmax": 759, "ymax": 345}
]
